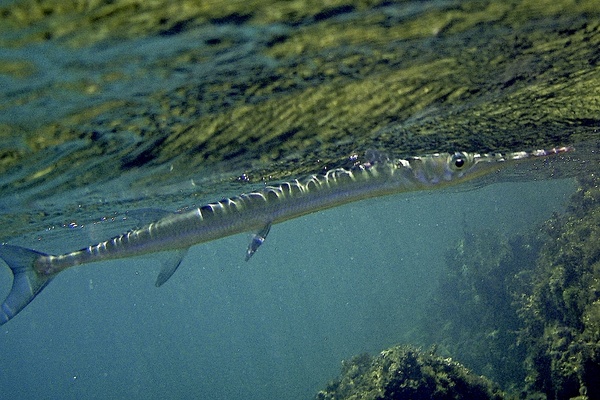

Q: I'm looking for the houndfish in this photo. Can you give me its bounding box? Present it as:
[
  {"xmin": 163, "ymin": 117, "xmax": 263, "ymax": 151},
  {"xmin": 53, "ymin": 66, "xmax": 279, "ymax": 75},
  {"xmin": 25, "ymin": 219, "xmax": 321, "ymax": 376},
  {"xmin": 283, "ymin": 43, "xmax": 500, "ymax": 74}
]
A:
[{"xmin": 0, "ymin": 147, "xmax": 571, "ymax": 325}]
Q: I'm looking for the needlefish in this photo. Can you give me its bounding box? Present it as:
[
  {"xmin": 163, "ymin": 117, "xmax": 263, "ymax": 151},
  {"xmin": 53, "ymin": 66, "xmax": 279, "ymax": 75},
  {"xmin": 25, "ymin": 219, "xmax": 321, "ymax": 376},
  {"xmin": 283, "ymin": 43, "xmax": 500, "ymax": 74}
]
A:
[{"xmin": 0, "ymin": 147, "xmax": 572, "ymax": 325}]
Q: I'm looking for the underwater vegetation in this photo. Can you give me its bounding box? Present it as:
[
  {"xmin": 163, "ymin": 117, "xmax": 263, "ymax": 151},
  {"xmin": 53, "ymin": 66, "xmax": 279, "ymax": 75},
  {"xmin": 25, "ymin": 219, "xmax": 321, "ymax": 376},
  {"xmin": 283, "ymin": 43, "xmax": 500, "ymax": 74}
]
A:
[
  {"xmin": 316, "ymin": 345, "xmax": 503, "ymax": 400},
  {"xmin": 517, "ymin": 174, "xmax": 600, "ymax": 400},
  {"xmin": 417, "ymin": 227, "xmax": 539, "ymax": 392},
  {"xmin": 319, "ymin": 174, "xmax": 600, "ymax": 399},
  {"xmin": 418, "ymin": 173, "xmax": 600, "ymax": 398}
]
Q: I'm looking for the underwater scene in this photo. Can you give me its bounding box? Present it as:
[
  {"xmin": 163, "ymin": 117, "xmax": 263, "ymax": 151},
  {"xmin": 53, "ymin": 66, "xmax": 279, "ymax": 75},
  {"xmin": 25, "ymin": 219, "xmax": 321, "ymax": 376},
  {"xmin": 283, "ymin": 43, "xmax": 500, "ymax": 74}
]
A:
[{"xmin": 0, "ymin": 0, "xmax": 599, "ymax": 399}]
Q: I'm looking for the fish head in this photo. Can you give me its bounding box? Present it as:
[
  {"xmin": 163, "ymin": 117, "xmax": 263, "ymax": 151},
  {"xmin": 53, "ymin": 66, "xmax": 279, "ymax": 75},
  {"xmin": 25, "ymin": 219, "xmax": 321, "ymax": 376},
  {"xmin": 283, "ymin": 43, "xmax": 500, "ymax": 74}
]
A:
[{"xmin": 401, "ymin": 147, "xmax": 572, "ymax": 187}]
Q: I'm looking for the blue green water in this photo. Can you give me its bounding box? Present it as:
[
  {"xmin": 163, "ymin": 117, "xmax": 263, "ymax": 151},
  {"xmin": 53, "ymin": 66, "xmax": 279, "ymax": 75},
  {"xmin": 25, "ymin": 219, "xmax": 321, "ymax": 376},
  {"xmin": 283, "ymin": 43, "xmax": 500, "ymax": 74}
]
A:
[
  {"xmin": 0, "ymin": 177, "xmax": 575, "ymax": 399},
  {"xmin": 0, "ymin": 0, "xmax": 597, "ymax": 397}
]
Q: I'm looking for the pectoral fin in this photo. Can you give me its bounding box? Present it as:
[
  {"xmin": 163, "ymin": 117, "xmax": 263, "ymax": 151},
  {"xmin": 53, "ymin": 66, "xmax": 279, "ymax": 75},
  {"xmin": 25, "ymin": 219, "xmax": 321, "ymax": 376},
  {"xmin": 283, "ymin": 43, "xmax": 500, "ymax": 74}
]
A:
[
  {"xmin": 245, "ymin": 223, "xmax": 272, "ymax": 261},
  {"xmin": 155, "ymin": 249, "xmax": 188, "ymax": 287}
]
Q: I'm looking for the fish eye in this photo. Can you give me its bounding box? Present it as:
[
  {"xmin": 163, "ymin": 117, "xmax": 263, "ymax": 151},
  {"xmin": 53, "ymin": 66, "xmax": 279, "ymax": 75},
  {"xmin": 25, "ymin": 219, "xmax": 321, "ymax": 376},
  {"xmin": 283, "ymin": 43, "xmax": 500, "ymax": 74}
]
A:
[{"xmin": 451, "ymin": 153, "xmax": 466, "ymax": 169}]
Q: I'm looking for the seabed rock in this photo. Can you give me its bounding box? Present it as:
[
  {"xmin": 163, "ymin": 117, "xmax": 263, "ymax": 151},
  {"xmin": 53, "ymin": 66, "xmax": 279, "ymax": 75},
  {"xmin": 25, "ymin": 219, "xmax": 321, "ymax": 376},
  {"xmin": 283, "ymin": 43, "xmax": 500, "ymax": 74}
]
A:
[{"xmin": 316, "ymin": 345, "xmax": 503, "ymax": 400}]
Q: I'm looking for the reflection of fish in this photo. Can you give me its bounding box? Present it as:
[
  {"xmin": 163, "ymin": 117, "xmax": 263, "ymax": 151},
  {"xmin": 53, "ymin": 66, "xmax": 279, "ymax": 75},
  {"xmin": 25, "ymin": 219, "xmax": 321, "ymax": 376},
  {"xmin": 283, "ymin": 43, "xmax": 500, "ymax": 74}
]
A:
[{"xmin": 0, "ymin": 148, "xmax": 570, "ymax": 324}]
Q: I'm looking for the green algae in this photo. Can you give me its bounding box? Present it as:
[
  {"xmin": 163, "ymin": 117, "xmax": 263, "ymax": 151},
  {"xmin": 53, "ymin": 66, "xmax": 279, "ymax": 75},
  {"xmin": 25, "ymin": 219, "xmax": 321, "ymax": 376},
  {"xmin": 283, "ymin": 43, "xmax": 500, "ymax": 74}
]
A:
[
  {"xmin": 316, "ymin": 345, "xmax": 503, "ymax": 400},
  {"xmin": 517, "ymin": 174, "xmax": 600, "ymax": 399},
  {"xmin": 392, "ymin": 172, "xmax": 600, "ymax": 399},
  {"xmin": 417, "ymin": 229, "xmax": 538, "ymax": 392}
]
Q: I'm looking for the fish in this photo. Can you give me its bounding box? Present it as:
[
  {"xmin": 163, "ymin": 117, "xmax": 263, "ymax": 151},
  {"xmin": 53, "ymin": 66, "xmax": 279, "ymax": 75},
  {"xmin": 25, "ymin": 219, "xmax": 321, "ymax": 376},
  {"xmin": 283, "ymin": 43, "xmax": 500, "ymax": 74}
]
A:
[{"xmin": 0, "ymin": 147, "xmax": 572, "ymax": 325}]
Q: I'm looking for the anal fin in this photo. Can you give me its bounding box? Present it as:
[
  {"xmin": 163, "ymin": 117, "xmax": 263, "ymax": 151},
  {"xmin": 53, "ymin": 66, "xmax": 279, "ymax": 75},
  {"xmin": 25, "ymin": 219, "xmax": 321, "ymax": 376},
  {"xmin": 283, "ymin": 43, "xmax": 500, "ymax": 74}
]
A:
[
  {"xmin": 155, "ymin": 249, "xmax": 188, "ymax": 287},
  {"xmin": 245, "ymin": 223, "xmax": 272, "ymax": 261}
]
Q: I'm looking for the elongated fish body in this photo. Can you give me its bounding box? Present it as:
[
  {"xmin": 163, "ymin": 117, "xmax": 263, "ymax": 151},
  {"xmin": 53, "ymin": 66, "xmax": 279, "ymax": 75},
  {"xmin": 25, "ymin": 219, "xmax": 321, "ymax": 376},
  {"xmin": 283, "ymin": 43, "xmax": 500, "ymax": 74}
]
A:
[{"xmin": 0, "ymin": 148, "xmax": 570, "ymax": 324}]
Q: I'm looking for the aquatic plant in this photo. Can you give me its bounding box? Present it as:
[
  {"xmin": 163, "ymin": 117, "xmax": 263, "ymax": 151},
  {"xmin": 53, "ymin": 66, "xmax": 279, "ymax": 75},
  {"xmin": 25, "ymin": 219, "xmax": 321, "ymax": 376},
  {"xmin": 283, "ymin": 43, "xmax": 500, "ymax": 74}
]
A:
[
  {"xmin": 316, "ymin": 345, "xmax": 503, "ymax": 400},
  {"xmin": 517, "ymin": 174, "xmax": 600, "ymax": 399},
  {"xmin": 317, "ymin": 174, "xmax": 600, "ymax": 399},
  {"xmin": 416, "ymin": 227, "xmax": 540, "ymax": 391},
  {"xmin": 412, "ymin": 172, "xmax": 600, "ymax": 398},
  {"xmin": 411, "ymin": 169, "xmax": 600, "ymax": 399}
]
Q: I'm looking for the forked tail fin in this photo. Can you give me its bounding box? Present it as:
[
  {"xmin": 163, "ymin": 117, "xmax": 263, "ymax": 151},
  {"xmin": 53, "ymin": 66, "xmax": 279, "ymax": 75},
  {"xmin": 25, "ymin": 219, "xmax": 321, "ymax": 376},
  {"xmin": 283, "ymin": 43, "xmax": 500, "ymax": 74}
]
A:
[{"xmin": 0, "ymin": 245, "xmax": 54, "ymax": 325}]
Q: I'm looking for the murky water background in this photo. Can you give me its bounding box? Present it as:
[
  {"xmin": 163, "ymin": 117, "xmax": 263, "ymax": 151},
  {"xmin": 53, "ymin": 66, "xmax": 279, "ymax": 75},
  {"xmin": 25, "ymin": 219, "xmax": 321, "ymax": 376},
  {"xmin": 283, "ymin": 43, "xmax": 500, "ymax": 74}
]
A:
[{"xmin": 0, "ymin": 0, "xmax": 598, "ymax": 398}]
